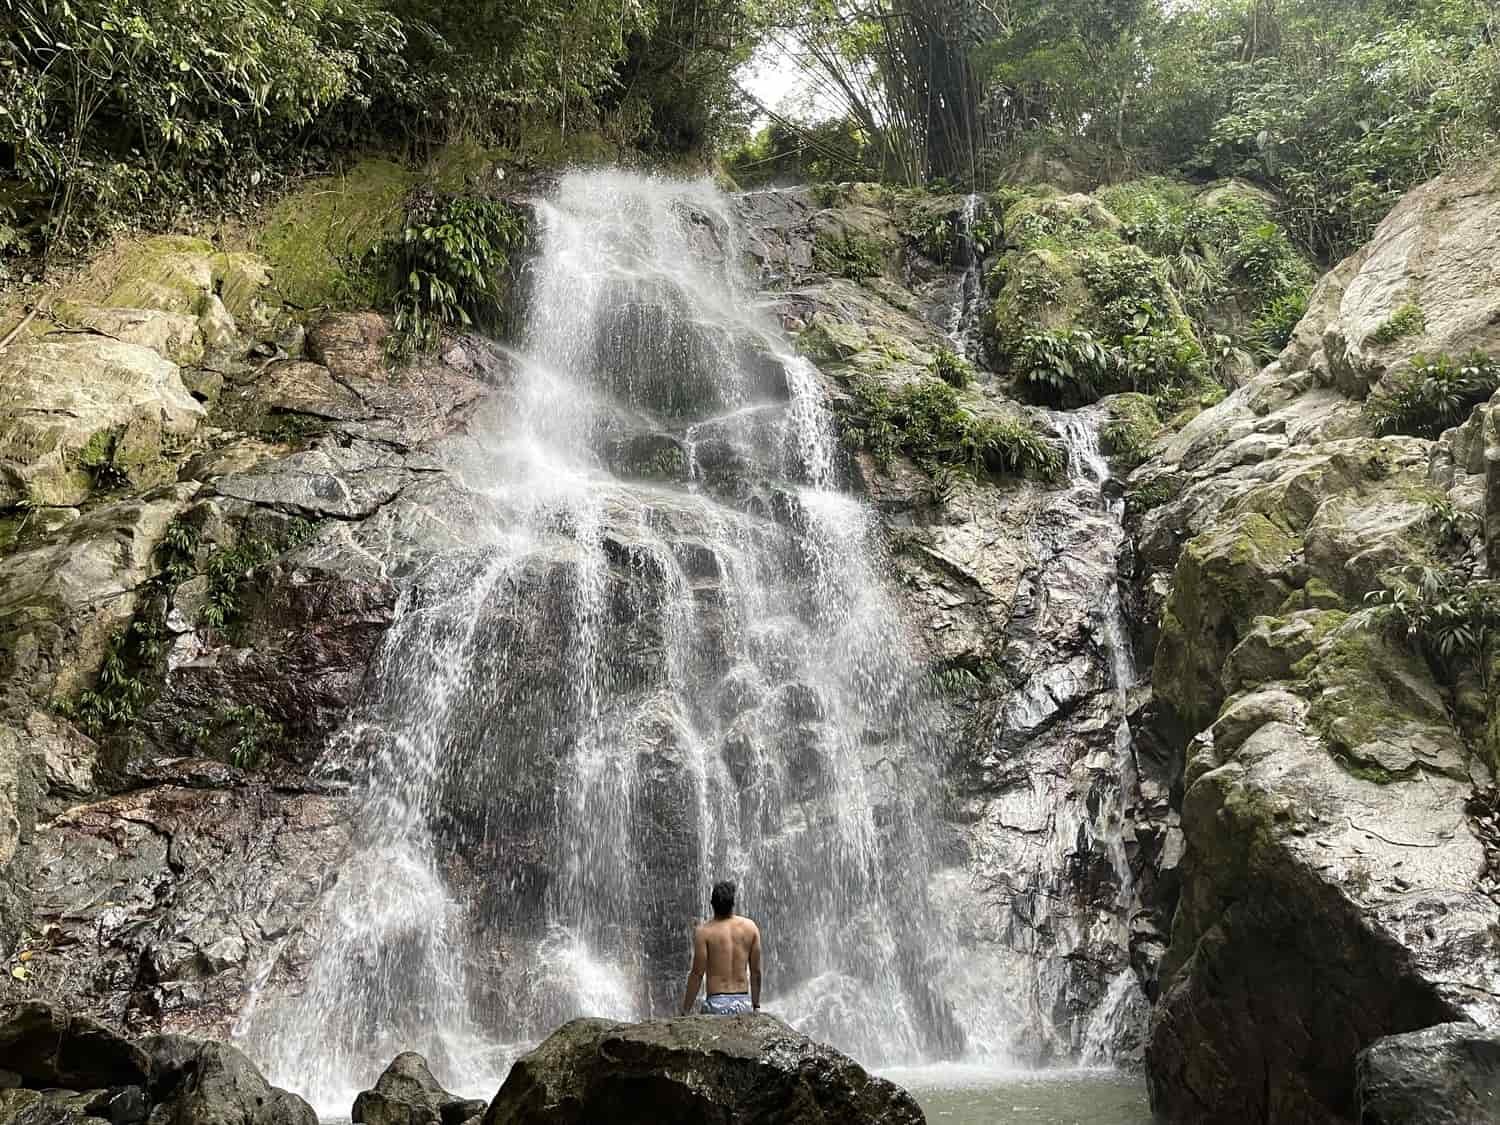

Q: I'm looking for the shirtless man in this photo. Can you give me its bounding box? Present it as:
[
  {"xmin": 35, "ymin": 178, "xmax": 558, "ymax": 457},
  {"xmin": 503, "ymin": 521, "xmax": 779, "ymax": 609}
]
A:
[{"xmin": 679, "ymin": 880, "xmax": 762, "ymax": 1016}]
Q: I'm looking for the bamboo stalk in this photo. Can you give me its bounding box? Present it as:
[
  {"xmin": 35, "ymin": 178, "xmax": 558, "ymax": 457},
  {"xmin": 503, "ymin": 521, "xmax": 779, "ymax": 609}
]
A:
[{"xmin": 0, "ymin": 305, "xmax": 41, "ymax": 356}]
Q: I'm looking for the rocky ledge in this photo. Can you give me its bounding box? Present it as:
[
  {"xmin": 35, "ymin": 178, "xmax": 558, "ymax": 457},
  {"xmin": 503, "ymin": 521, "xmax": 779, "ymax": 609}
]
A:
[{"xmin": 484, "ymin": 1014, "xmax": 925, "ymax": 1125}]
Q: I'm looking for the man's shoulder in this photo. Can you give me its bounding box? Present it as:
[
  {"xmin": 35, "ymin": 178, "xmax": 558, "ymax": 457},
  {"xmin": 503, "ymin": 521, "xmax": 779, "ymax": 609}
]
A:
[{"xmin": 735, "ymin": 915, "xmax": 760, "ymax": 936}]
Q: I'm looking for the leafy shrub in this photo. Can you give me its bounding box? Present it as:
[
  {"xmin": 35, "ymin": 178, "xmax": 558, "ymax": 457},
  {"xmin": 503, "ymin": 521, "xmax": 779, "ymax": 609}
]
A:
[
  {"xmin": 1118, "ymin": 325, "xmax": 1208, "ymax": 398},
  {"xmin": 1247, "ymin": 289, "xmax": 1310, "ymax": 361},
  {"xmin": 1009, "ymin": 329, "xmax": 1116, "ymax": 406},
  {"xmin": 1366, "ymin": 564, "xmax": 1499, "ymax": 684},
  {"xmin": 55, "ymin": 616, "xmax": 164, "ymax": 737},
  {"xmin": 844, "ymin": 378, "xmax": 1060, "ymax": 481},
  {"xmin": 368, "ymin": 191, "xmax": 527, "ymax": 357},
  {"xmin": 179, "ymin": 704, "xmax": 284, "ymax": 769},
  {"xmin": 1370, "ymin": 303, "xmax": 1427, "ymax": 346},
  {"xmin": 200, "ymin": 520, "xmax": 316, "ymax": 633},
  {"xmin": 930, "ymin": 347, "xmax": 975, "ymax": 388},
  {"xmin": 1126, "ymin": 477, "xmax": 1177, "ymax": 517},
  {"xmin": 1365, "ymin": 352, "xmax": 1500, "ymax": 439},
  {"xmin": 813, "ymin": 228, "xmax": 890, "ymax": 280}
]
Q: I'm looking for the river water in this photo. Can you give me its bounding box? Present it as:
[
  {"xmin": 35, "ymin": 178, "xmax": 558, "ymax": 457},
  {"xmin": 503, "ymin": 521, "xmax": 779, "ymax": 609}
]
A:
[{"xmin": 889, "ymin": 1066, "xmax": 1151, "ymax": 1125}]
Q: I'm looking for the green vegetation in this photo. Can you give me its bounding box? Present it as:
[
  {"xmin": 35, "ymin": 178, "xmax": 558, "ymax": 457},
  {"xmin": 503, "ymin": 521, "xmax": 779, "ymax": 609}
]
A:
[
  {"xmin": 258, "ymin": 158, "xmax": 416, "ymax": 310},
  {"xmin": 1370, "ymin": 303, "xmax": 1428, "ymax": 346},
  {"xmin": 812, "ymin": 228, "xmax": 890, "ymax": 280},
  {"xmin": 54, "ymin": 513, "xmax": 314, "ymax": 748},
  {"xmin": 55, "ymin": 614, "xmax": 165, "ymax": 737},
  {"xmin": 54, "ymin": 516, "xmax": 198, "ymax": 737},
  {"xmin": 1366, "ymin": 564, "xmax": 1499, "ymax": 686},
  {"xmin": 1101, "ymin": 394, "xmax": 1164, "ymax": 468},
  {"xmin": 1126, "ymin": 477, "xmax": 1177, "ymax": 516},
  {"xmin": 1247, "ymin": 290, "xmax": 1310, "ymax": 361},
  {"xmin": 200, "ymin": 520, "xmax": 317, "ymax": 632},
  {"xmin": 177, "ymin": 703, "xmax": 284, "ymax": 769},
  {"xmin": 732, "ymin": 1, "xmax": 1497, "ymax": 263},
  {"xmin": 843, "ymin": 378, "xmax": 1062, "ymax": 482},
  {"xmin": 2, "ymin": 0, "xmax": 766, "ymax": 270},
  {"xmin": 367, "ymin": 191, "xmax": 528, "ymax": 356},
  {"xmin": 1365, "ymin": 352, "xmax": 1500, "ymax": 439},
  {"xmin": 930, "ymin": 347, "xmax": 975, "ymax": 389},
  {"xmin": 982, "ymin": 179, "xmax": 1309, "ymax": 412},
  {"xmin": 74, "ymin": 428, "xmax": 127, "ymax": 491}
]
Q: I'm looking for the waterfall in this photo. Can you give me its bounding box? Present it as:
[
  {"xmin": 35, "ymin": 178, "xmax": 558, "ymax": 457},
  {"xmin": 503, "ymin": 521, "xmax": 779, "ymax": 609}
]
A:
[{"xmin": 238, "ymin": 172, "xmax": 969, "ymax": 1107}]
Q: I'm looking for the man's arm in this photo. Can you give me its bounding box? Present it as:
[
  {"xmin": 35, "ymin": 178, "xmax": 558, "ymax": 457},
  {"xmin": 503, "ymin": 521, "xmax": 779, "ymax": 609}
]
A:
[
  {"xmin": 680, "ymin": 925, "xmax": 707, "ymax": 1015},
  {"xmin": 748, "ymin": 923, "xmax": 762, "ymax": 1011}
]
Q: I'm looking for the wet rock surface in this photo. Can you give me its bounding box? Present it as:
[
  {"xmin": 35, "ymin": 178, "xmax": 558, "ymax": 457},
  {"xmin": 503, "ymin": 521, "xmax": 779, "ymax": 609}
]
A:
[
  {"xmin": 0, "ymin": 1002, "xmax": 313, "ymax": 1125},
  {"xmin": 1356, "ymin": 1022, "xmax": 1500, "ymax": 1125},
  {"xmin": 354, "ymin": 1053, "xmax": 485, "ymax": 1125},
  {"xmin": 483, "ymin": 1015, "xmax": 926, "ymax": 1125}
]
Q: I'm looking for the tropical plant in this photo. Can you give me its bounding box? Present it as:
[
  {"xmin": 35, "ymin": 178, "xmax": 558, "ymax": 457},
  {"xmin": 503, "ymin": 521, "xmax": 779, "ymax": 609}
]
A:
[
  {"xmin": 843, "ymin": 378, "xmax": 1060, "ymax": 481},
  {"xmin": 931, "ymin": 346, "xmax": 975, "ymax": 388},
  {"xmin": 1365, "ymin": 352, "xmax": 1500, "ymax": 439},
  {"xmin": 1366, "ymin": 564, "xmax": 1500, "ymax": 684},
  {"xmin": 368, "ymin": 192, "xmax": 528, "ymax": 357},
  {"xmin": 1009, "ymin": 329, "xmax": 1116, "ymax": 405}
]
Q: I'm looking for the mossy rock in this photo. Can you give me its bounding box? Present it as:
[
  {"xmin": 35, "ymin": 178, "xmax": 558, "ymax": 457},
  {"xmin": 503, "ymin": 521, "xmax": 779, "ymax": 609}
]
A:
[
  {"xmin": 256, "ymin": 157, "xmax": 417, "ymax": 310},
  {"xmin": 1298, "ymin": 617, "xmax": 1470, "ymax": 782},
  {"xmin": 797, "ymin": 315, "xmax": 870, "ymax": 362},
  {"xmin": 103, "ymin": 235, "xmax": 217, "ymax": 314},
  {"xmin": 986, "ymin": 247, "xmax": 1091, "ymax": 343},
  {"xmin": 1153, "ymin": 512, "xmax": 1302, "ymax": 733}
]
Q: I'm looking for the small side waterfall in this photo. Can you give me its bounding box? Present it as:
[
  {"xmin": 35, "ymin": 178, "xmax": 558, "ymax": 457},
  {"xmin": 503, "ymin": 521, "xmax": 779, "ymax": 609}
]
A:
[{"xmin": 239, "ymin": 172, "xmax": 970, "ymax": 1107}]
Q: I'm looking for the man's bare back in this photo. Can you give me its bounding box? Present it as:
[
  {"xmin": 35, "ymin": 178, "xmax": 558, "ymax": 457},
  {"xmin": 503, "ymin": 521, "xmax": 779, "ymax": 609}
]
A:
[{"xmin": 681, "ymin": 881, "xmax": 762, "ymax": 1015}]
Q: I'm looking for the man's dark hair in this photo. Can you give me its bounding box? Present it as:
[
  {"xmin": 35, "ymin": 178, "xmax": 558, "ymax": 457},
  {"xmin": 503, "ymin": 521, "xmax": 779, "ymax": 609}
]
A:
[{"xmin": 710, "ymin": 880, "xmax": 736, "ymax": 918}]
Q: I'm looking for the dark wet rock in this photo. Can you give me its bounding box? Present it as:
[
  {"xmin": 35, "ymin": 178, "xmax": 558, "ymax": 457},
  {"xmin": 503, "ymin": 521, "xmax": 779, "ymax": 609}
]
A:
[
  {"xmin": 352, "ymin": 1052, "xmax": 481, "ymax": 1125},
  {"xmin": 1356, "ymin": 1022, "xmax": 1500, "ymax": 1125},
  {"xmin": 483, "ymin": 1015, "xmax": 925, "ymax": 1125},
  {"xmin": 140, "ymin": 1037, "xmax": 315, "ymax": 1125},
  {"xmin": 0, "ymin": 1000, "xmax": 150, "ymax": 1089},
  {"xmin": 24, "ymin": 789, "xmax": 348, "ymax": 1037}
]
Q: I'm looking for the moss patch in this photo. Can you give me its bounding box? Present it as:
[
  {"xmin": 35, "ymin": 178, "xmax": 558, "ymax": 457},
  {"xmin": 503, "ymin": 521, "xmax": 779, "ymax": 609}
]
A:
[
  {"xmin": 1369, "ymin": 302, "xmax": 1426, "ymax": 346},
  {"xmin": 102, "ymin": 235, "xmax": 216, "ymax": 313},
  {"xmin": 257, "ymin": 157, "xmax": 416, "ymax": 310}
]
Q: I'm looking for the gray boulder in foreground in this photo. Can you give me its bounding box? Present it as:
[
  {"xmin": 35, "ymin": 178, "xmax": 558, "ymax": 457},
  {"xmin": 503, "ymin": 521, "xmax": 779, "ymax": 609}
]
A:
[
  {"xmin": 353, "ymin": 1052, "xmax": 486, "ymax": 1125},
  {"xmin": 0, "ymin": 1001, "xmax": 314, "ymax": 1125},
  {"xmin": 1356, "ymin": 1022, "xmax": 1500, "ymax": 1124},
  {"xmin": 483, "ymin": 1015, "xmax": 925, "ymax": 1125}
]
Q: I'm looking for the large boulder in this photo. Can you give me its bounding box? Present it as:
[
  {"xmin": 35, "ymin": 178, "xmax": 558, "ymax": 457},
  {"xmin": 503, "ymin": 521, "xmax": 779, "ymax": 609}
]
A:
[
  {"xmin": 352, "ymin": 1052, "xmax": 485, "ymax": 1125},
  {"xmin": 1356, "ymin": 1022, "xmax": 1500, "ymax": 1125},
  {"xmin": 483, "ymin": 1016, "xmax": 925, "ymax": 1125},
  {"xmin": 0, "ymin": 334, "xmax": 203, "ymax": 507},
  {"xmin": 1310, "ymin": 164, "xmax": 1500, "ymax": 399},
  {"xmin": 0, "ymin": 1001, "xmax": 151, "ymax": 1089},
  {"xmin": 140, "ymin": 1037, "xmax": 315, "ymax": 1125},
  {"xmin": 23, "ymin": 786, "xmax": 349, "ymax": 1037},
  {"xmin": 1132, "ymin": 162, "xmax": 1500, "ymax": 1125}
]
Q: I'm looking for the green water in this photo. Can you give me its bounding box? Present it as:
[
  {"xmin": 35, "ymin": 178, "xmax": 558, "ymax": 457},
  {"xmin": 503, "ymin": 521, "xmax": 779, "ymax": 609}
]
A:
[{"xmin": 882, "ymin": 1065, "xmax": 1154, "ymax": 1125}]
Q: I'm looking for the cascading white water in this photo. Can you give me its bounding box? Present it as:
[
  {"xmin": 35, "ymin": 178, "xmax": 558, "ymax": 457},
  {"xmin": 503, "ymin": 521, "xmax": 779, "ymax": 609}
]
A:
[{"xmin": 237, "ymin": 171, "xmax": 972, "ymax": 1108}]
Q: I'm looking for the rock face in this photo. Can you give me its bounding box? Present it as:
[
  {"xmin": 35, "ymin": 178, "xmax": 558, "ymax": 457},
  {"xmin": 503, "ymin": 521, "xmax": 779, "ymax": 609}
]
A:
[
  {"xmin": 483, "ymin": 1016, "xmax": 925, "ymax": 1125},
  {"xmin": 1131, "ymin": 164, "xmax": 1500, "ymax": 1122},
  {"xmin": 0, "ymin": 235, "xmax": 479, "ymax": 1035},
  {"xmin": 353, "ymin": 1053, "xmax": 485, "ymax": 1125},
  {"xmin": 1356, "ymin": 1022, "xmax": 1500, "ymax": 1125}
]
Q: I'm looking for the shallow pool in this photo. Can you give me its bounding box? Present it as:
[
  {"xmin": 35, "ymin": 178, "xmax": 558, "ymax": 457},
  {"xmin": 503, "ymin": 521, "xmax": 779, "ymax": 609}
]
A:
[{"xmin": 881, "ymin": 1064, "xmax": 1154, "ymax": 1125}]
